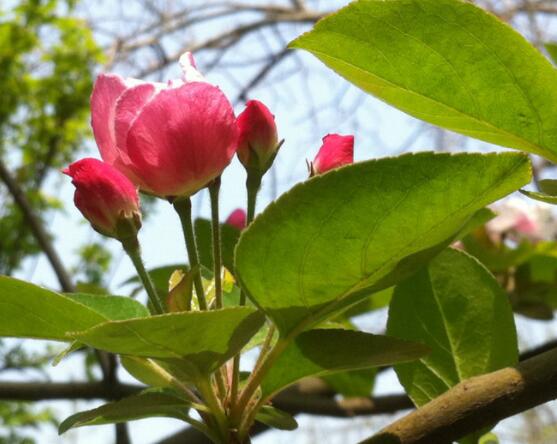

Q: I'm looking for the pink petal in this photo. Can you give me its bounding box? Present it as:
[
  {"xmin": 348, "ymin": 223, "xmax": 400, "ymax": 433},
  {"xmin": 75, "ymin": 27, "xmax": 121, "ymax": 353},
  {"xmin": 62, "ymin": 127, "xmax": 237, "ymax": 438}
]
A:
[
  {"xmin": 312, "ymin": 134, "xmax": 354, "ymax": 174},
  {"xmin": 125, "ymin": 82, "xmax": 237, "ymax": 197},
  {"xmin": 91, "ymin": 74, "xmax": 129, "ymax": 165},
  {"xmin": 226, "ymin": 209, "xmax": 247, "ymax": 230},
  {"xmin": 114, "ymin": 83, "xmax": 158, "ymax": 158},
  {"xmin": 179, "ymin": 52, "xmax": 206, "ymax": 83}
]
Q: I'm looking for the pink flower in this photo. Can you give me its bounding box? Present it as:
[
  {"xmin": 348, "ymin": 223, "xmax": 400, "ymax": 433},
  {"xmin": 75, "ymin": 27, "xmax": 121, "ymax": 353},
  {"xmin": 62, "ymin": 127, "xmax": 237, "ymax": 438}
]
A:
[
  {"xmin": 225, "ymin": 209, "xmax": 247, "ymax": 230},
  {"xmin": 63, "ymin": 158, "xmax": 141, "ymax": 239},
  {"xmin": 236, "ymin": 100, "xmax": 279, "ymax": 173},
  {"xmin": 310, "ymin": 134, "xmax": 354, "ymax": 175},
  {"xmin": 90, "ymin": 52, "xmax": 238, "ymax": 198}
]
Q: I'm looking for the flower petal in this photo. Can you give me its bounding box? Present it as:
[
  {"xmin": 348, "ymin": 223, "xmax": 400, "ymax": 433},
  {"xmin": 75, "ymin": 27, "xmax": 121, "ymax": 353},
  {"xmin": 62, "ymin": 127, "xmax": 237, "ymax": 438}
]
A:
[
  {"xmin": 125, "ymin": 82, "xmax": 237, "ymax": 197},
  {"xmin": 179, "ymin": 52, "xmax": 206, "ymax": 83},
  {"xmin": 91, "ymin": 74, "xmax": 129, "ymax": 164}
]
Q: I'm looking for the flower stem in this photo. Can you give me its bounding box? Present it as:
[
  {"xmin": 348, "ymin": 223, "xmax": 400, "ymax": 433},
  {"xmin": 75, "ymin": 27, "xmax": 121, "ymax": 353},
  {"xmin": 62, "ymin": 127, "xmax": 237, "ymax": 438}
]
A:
[
  {"xmin": 208, "ymin": 179, "xmax": 230, "ymax": 400},
  {"xmin": 173, "ymin": 197, "xmax": 207, "ymax": 310},
  {"xmin": 121, "ymin": 237, "xmax": 164, "ymax": 315},
  {"xmin": 208, "ymin": 179, "xmax": 223, "ymax": 309},
  {"xmin": 230, "ymin": 170, "xmax": 262, "ymax": 412},
  {"xmin": 245, "ymin": 171, "xmax": 261, "ymax": 229}
]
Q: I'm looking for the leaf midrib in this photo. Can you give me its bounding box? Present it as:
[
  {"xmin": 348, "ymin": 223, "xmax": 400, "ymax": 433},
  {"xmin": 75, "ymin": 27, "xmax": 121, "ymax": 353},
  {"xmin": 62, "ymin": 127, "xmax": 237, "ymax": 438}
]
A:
[{"xmin": 293, "ymin": 45, "xmax": 552, "ymax": 161}]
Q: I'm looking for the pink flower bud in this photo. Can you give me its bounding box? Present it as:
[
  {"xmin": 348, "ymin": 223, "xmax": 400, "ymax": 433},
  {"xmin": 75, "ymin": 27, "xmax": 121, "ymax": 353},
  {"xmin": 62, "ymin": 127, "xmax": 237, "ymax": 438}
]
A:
[
  {"xmin": 63, "ymin": 158, "xmax": 141, "ymax": 239},
  {"xmin": 90, "ymin": 52, "xmax": 238, "ymax": 198},
  {"xmin": 236, "ymin": 100, "xmax": 279, "ymax": 173},
  {"xmin": 310, "ymin": 134, "xmax": 354, "ymax": 175},
  {"xmin": 225, "ymin": 209, "xmax": 247, "ymax": 230}
]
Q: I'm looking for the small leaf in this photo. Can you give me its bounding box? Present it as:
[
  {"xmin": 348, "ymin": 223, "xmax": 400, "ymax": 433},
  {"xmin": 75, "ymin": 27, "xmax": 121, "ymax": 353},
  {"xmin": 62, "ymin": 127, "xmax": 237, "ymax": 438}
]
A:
[
  {"xmin": 166, "ymin": 270, "xmax": 193, "ymax": 312},
  {"xmin": 236, "ymin": 152, "xmax": 530, "ymax": 335},
  {"xmin": 260, "ymin": 329, "xmax": 429, "ymax": 399},
  {"xmin": 120, "ymin": 356, "xmax": 172, "ymax": 388},
  {"xmin": 520, "ymin": 189, "xmax": 557, "ymax": 205},
  {"xmin": 387, "ymin": 248, "xmax": 518, "ymax": 407},
  {"xmin": 290, "ymin": 0, "xmax": 557, "ymax": 162},
  {"xmin": 323, "ymin": 368, "xmax": 376, "ymax": 397},
  {"xmin": 195, "ymin": 218, "xmax": 241, "ymax": 273},
  {"xmin": 59, "ymin": 391, "xmax": 191, "ymax": 434},
  {"xmin": 539, "ymin": 179, "xmax": 557, "ymax": 196},
  {"xmin": 255, "ymin": 405, "xmax": 298, "ymax": 431},
  {"xmin": 70, "ymin": 307, "xmax": 265, "ymax": 377},
  {"xmin": 479, "ymin": 432, "xmax": 499, "ymax": 444}
]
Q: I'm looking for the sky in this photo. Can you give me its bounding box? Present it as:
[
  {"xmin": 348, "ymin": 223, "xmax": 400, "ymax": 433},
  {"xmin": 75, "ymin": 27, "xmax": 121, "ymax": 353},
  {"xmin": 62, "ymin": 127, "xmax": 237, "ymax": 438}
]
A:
[{"xmin": 5, "ymin": 0, "xmax": 557, "ymax": 443}]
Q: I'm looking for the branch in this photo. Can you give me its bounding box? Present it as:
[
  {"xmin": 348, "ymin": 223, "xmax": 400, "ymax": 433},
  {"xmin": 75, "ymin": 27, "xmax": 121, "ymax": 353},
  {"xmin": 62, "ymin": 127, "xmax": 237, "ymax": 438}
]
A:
[
  {"xmin": 0, "ymin": 159, "xmax": 74, "ymax": 292},
  {"xmin": 0, "ymin": 381, "xmax": 141, "ymax": 401},
  {"xmin": 360, "ymin": 346, "xmax": 557, "ymax": 444}
]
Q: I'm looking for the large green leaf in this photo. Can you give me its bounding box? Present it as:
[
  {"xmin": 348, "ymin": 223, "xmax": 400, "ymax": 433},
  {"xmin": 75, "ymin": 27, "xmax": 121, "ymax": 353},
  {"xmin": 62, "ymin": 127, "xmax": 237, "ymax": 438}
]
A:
[
  {"xmin": 260, "ymin": 329, "xmax": 429, "ymax": 399},
  {"xmin": 387, "ymin": 248, "xmax": 518, "ymax": 407},
  {"xmin": 545, "ymin": 43, "xmax": 557, "ymax": 65},
  {"xmin": 66, "ymin": 293, "xmax": 150, "ymax": 320},
  {"xmin": 70, "ymin": 307, "xmax": 264, "ymax": 376},
  {"xmin": 59, "ymin": 391, "xmax": 191, "ymax": 434},
  {"xmin": 0, "ymin": 277, "xmax": 106, "ymax": 341},
  {"xmin": 290, "ymin": 0, "xmax": 557, "ymax": 163},
  {"xmin": 236, "ymin": 152, "xmax": 530, "ymax": 335}
]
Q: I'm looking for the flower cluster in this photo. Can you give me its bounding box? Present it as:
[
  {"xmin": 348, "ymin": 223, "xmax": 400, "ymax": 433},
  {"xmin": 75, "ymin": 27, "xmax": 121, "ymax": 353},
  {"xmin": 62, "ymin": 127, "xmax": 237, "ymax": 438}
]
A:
[{"xmin": 65, "ymin": 52, "xmax": 354, "ymax": 242}]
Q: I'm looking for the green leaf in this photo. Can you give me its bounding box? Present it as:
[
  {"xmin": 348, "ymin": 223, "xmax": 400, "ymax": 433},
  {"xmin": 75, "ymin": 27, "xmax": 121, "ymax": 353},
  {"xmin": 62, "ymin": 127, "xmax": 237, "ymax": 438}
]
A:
[
  {"xmin": 70, "ymin": 307, "xmax": 264, "ymax": 377},
  {"xmin": 387, "ymin": 248, "xmax": 518, "ymax": 407},
  {"xmin": 260, "ymin": 329, "xmax": 429, "ymax": 399},
  {"xmin": 479, "ymin": 432, "xmax": 499, "ymax": 444},
  {"xmin": 338, "ymin": 287, "xmax": 392, "ymax": 321},
  {"xmin": 236, "ymin": 152, "xmax": 530, "ymax": 335},
  {"xmin": 455, "ymin": 208, "xmax": 496, "ymax": 239},
  {"xmin": 538, "ymin": 179, "xmax": 557, "ymax": 196},
  {"xmin": 195, "ymin": 218, "xmax": 241, "ymax": 273},
  {"xmin": 322, "ymin": 368, "xmax": 376, "ymax": 397},
  {"xmin": 545, "ymin": 43, "xmax": 557, "ymax": 65},
  {"xmin": 255, "ymin": 405, "xmax": 298, "ymax": 431},
  {"xmin": 59, "ymin": 391, "xmax": 191, "ymax": 434},
  {"xmin": 120, "ymin": 356, "xmax": 173, "ymax": 388},
  {"xmin": 290, "ymin": 0, "xmax": 557, "ymax": 163},
  {"xmin": 66, "ymin": 293, "xmax": 150, "ymax": 320},
  {"xmin": 122, "ymin": 264, "xmax": 186, "ymax": 297},
  {"xmin": 520, "ymin": 189, "xmax": 557, "ymax": 205},
  {"xmin": 0, "ymin": 277, "xmax": 106, "ymax": 341}
]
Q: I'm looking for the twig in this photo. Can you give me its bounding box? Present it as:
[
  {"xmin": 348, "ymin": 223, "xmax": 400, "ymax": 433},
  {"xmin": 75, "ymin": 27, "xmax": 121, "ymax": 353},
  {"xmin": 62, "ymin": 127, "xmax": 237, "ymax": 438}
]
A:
[
  {"xmin": 0, "ymin": 159, "xmax": 74, "ymax": 292},
  {"xmin": 360, "ymin": 346, "xmax": 557, "ymax": 444}
]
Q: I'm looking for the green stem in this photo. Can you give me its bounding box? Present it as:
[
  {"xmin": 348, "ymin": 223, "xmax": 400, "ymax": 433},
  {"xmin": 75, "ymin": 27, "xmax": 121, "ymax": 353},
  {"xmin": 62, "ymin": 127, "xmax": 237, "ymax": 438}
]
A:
[
  {"xmin": 209, "ymin": 179, "xmax": 223, "ymax": 309},
  {"xmin": 208, "ymin": 179, "xmax": 230, "ymax": 400},
  {"xmin": 245, "ymin": 171, "xmax": 261, "ymax": 228},
  {"xmin": 252, "ymin": 324, "xmax": 276, "ymax": 375},
  {"xmin": 232, "ymin": 338, "xmax": 289, "ymax": 428},
  {"xmin": 173, "ymin": 197, "xmax": 207, "ymax": 310},
  {"xmin": 197, "ymin": 375, "xmax": 229, "ymax": 443},
  {"xmin": 230, "ymin": 171, "xmax": 262, "ymax": 410},
  {"xmin": 122, "ymin": 237, "xmax": 164, "ymax": 315}
]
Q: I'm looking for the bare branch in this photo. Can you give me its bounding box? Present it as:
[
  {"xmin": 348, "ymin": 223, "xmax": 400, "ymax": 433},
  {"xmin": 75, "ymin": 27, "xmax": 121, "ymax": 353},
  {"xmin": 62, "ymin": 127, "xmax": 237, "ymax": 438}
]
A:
[
  {"xmin": 0, "ymin": 159, "xmax": 74, "ymax": 293},
  {"xmin": 360, "ymin": 347, "xmax": 557, "ymax": 444}
]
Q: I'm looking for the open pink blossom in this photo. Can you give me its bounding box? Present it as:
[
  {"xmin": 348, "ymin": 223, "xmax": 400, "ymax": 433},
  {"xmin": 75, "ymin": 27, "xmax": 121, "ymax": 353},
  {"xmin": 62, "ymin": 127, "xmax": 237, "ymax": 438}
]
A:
[
  {"xmin": 310, "ymin": 134, "xmax": 354, "ymax": 175},
  {"xmin": 236, "ymin": 100, "xmax": 279, "ymax": 173},
  {"xmin": 63, "ymin": 158, "xmax": 141, "ymax": 238},
  {"xmin": 91, "ymin": 52, "xmax": 238, "ymax": 198},
  {"xmin": 225, "ymin": 208, "xmax": 247, "ymax": 230}
]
